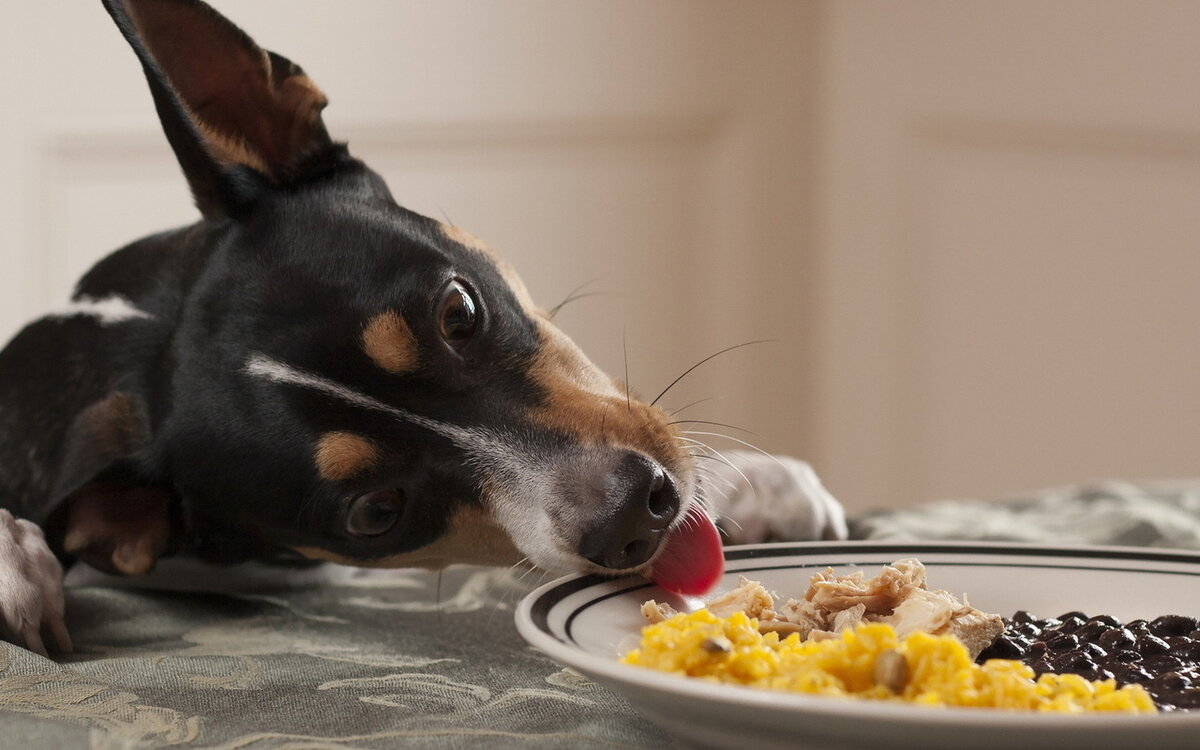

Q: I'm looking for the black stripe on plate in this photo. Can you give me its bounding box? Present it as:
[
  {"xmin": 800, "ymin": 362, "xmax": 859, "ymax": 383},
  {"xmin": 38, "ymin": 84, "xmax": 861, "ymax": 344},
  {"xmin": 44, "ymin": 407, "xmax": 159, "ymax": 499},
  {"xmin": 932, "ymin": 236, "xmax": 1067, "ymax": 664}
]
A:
[
  {"xmin": 529, "ymin": 543, "xmax": 1200, "ymax": 645},
  {"xmin": 561, "ymin": 560, "xmax": 1200, "ymax": 646}
]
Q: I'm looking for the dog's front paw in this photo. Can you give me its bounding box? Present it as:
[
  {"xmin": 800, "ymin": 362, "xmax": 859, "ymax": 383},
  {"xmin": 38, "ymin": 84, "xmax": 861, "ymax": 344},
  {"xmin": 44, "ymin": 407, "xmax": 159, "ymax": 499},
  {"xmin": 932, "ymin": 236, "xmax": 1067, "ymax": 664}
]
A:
[
  {"xmin": 699, "ymin": 451, "xmax": 848, "ymax": 545},
  {"xmin": 0, "ymin": 510, "xmax": 71, "ymax": 656}
]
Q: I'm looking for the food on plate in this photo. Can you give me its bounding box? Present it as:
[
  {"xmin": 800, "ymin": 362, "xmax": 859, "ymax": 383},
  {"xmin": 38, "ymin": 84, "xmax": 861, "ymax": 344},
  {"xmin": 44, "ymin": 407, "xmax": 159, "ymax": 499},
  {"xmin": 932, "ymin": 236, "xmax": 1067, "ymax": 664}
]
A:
[
  {"xmin": 979, "ymin": 611, "xmax": 1200, "ymax": 710},
  {"xmin": 621, "ymin": 610, "xmax": 1155, "ymax": 712},
  {"xmin": 642, "ymin": 558, "xmax": 1004, "ymax": 659},
  {"xmin": 625, "ymin": 559, "xmax": 1159, "ymax": 712}
]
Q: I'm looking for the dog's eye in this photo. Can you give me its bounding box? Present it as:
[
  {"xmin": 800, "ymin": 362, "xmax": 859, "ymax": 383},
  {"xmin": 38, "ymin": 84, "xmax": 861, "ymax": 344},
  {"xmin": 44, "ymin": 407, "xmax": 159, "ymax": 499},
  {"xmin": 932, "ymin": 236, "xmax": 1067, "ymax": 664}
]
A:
[
  {"xmin": 438, "ymin": 280, "xmax": 477, "ymax": 345},
  {"xmin": 346, "ymin": 489, "xmax": 403, "ymax": 536}
]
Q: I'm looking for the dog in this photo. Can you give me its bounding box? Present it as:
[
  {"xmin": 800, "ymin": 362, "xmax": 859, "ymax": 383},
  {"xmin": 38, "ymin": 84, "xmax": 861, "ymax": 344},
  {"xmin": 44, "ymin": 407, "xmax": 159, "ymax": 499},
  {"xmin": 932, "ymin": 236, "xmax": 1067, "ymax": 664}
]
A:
[{"xmin": 0, "ymin": 0, "xmax": 846, "ymax": 657}]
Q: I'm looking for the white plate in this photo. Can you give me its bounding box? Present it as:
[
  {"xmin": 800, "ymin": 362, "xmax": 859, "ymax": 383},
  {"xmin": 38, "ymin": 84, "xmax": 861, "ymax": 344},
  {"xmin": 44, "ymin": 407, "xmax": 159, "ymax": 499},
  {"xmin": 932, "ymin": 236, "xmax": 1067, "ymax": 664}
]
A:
[{"xmin": 515, "ymin": 541, "xmax": 1200, "ymax": 750}]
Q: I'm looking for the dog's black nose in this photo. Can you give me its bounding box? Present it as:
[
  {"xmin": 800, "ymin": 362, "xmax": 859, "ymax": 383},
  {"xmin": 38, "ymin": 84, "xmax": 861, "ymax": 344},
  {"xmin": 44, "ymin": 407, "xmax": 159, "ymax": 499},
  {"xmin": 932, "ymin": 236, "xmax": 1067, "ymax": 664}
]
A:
[{"xmin": 578, "ymin": 453, "xmax": 680, "ymax": 570}]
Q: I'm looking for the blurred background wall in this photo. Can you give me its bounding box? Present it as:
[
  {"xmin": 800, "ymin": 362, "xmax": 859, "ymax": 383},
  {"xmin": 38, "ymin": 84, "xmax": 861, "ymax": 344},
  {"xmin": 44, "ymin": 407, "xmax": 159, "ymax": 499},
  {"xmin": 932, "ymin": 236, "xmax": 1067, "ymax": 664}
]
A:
[{"xmin": 1, "ymin": 1, "xmax": 1197, "ymax": 514}]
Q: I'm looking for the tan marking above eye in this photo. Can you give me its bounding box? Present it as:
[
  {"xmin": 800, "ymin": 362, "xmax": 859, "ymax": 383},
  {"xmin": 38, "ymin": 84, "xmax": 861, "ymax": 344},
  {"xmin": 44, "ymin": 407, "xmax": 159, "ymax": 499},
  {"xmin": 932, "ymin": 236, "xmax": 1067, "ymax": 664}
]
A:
[
  {"xmin": 315, "ymin": 431, "xmax": 379, "ymax": 481},
  {"xmin": 437, "ymin": 222, "xmax": 540, "ymax": 315},
  {"xmin": 361, "ymin": 310, "xmax": 419, "ymax": 374},
  {"xmin": 439, "ymin": 223, "xmax": 490, "ymax": 253}
]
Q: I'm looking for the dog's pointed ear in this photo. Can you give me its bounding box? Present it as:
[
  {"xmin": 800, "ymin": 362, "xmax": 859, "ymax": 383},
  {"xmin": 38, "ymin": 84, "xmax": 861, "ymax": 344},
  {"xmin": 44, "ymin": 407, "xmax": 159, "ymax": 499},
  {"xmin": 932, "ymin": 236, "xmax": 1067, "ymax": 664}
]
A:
[
  {"xmin": 102, "ymin": 0, "xmax": 336, "ymax": 217},
  {"xmin": 44, "ymin": 392, "xmax": 174, "ymax": 576}
]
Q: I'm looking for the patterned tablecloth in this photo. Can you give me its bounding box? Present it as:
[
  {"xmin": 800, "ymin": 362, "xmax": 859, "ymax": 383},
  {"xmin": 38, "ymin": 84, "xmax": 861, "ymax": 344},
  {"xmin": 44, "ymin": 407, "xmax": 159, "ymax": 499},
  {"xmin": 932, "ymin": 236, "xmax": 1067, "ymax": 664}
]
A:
[{"xmin": 4, "ymin": 480, "xmax": 1200, "ymax": 749}]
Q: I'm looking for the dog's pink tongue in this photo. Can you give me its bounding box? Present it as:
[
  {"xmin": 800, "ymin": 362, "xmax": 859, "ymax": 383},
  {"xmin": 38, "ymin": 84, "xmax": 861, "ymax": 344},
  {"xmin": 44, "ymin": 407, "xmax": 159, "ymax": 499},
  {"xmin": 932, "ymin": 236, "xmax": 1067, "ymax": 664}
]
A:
[{"xmin": 648, "ymin": 506, "xmax": 724, "ymax": 595}]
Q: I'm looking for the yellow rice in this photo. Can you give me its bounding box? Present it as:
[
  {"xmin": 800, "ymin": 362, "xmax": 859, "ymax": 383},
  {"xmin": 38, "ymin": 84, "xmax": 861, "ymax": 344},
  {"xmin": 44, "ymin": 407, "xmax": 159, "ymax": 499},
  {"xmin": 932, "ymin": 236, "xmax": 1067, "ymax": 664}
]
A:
[{"xmin": 621, "ymin": 610, "xmax": 1157, "ymax": 713}]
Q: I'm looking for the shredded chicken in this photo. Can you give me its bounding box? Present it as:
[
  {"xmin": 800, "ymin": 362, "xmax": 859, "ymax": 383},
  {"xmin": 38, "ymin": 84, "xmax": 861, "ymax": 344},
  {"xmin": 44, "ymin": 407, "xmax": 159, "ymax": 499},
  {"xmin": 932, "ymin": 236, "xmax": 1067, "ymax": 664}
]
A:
[
  {"xmin": 830, "ymin": 603, "xmax": 868, "ymax": 633},
  {"xmin": 640, "ymin": 600, "xmax": 678, "ymax": 624},
  {"xmin": 806, "ymin": 558, "xmax": 927, "ymax": 615},
  {"xmin": 943, "ymin": 611, "xmax": 1005, "ymax": 658},
  {"xmin": 705, "ymin": 576, "xmax": 776, "ymax": 620},
  {"xmin": 641, "ymin": 558, "xmax": 1004, "ymax": 659}
]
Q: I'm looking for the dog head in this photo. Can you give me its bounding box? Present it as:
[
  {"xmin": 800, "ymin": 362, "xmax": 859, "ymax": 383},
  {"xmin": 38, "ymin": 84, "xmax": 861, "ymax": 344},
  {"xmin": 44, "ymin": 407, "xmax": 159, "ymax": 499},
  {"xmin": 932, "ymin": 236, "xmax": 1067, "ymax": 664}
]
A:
[{"xmin": 60, "ymin": 0, "xmax": 723, "ymax": 591}]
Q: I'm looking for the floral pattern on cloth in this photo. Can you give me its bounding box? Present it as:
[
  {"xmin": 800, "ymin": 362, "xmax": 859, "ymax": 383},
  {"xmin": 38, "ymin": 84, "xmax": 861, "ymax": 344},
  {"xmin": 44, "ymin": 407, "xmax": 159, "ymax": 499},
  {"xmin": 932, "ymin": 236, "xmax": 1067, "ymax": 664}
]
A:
[{"xmin": 0, "ymin": 565, "xmax": 675, "ymax": 749}]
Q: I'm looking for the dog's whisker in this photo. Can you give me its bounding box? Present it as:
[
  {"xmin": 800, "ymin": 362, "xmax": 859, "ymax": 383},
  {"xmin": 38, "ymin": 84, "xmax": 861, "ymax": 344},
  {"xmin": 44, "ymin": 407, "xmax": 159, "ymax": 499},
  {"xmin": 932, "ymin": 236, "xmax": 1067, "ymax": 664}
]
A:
[
  {"xmin": 694, "ymin": 465, "xmax": 739, "ymax": 496},
  {"xmin": 547, "ymin": 277, "xmax": 605, "ymax": 319},
  {"xmin": 622, "ymin": 327, "xmax": 632, "ymax": 411},
  {"xmin": 651, "ymin": 340, "xmax": 772, "ymax": 407},
  {"xmin": 691, "ymin": 479, "xmax": 745, "ymax": 541},
  {"xmin": 676, "ymin": 435, "xmax": 719, "ymax": 454},
  {"xmin": 678, "ymin": 436, "xmax": 754, "ymax": 491},
  {"xmin": 681, "ymin": 429, "xmax": 789, "ymax": 471},
  {"xmin": 512, "ymin": 559, "xmax": 540, "ymax": 586},
  {"xmin": 669, "ymin": 419, "xmax": 757, "ymax": 436},
  {"xmin": 714, "ymin": 512, "xmax": 744, "ymax": 534},
  {"xmin": 547, "ymin": 292, "xmax": 610, "ymax": 320},
  {"xmin": 667, "ymin": 396, "xmax": 721, "ymax": 417},
  {"xmin": 490, "ymin": 562, "xmax": 551, "ymax": 626}
]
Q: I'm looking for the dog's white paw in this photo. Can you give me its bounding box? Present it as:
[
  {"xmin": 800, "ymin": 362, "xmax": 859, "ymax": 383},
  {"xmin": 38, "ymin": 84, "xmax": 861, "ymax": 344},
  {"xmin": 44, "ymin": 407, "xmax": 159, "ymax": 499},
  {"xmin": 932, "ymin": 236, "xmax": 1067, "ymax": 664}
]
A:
[
  {"xmin": 698, "ymin": 451, "xmax": 848, "ymax": 545},
  {"xmin": 0, "ymin": 509, "xmax": 71, "ymax": 656}
]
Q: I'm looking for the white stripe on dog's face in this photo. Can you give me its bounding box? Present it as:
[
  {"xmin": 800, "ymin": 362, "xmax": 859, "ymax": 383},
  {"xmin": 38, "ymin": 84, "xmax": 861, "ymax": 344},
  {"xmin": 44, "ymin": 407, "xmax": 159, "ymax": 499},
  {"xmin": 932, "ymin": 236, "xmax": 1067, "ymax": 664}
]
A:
[
  {"xmin": 50, "ymin": 295, "xmax": 152, "ymax": 325},
  {"xmin": 242, "ymin": 352, "xmax": 581, "ymax": 571},
  {"xmin": 244, "ymin": 353, "xmax": 483, "ymax": 446}
]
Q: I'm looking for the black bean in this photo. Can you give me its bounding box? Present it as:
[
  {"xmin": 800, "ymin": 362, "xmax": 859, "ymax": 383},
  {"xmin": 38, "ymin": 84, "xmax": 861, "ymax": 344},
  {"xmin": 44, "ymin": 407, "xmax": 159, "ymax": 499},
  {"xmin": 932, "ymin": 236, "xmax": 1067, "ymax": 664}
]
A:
[
  {"xmin": 1108, "ymin": 664, "xmax": 1154, "ymax": 685},
  {"xmin": 1030, "ymin": 658, "xmax": 1056, "ymax": 676},
  {"xmin": 1136, "ymin": 634, "xmax": 1171, "ymax": 656},
  {"xmin": 1166, "ymin": 688, "xmax": 1200, "ymax": 709},
  {"xmin": 1078, "ymin": 642, "xmax": 1108, "ymax": 660},
  {"xmin": 983, "ymin": 636, "xmax": 1027, "ymax": 660},
  {"xmin": 1081, "ymin": 667, "xmax": 1113, "ymax": 682},
  {"xmin": 1098, "ymin": 628, "xmax": 1137, "ymax": 652},
  {"xmin": 983, "ymin": 610, "xmax": 1200, "ymax": 710},
  {"xmin": 1151, "ymin": 615, "xmax": 1199, "ymax": 638},
  {"xmin": 1149, "ymin": 671, "xmax": 1193, "ymax": 693},
  {"xmin": 1054, "ymin": 651, "xmax": 1097, "ymax": 674},
  {"xmin": 1045, "ymin": 633, "xmax": 1080, "ymax": 653},
  {"xmin": 1075, "ymin": 621, "xmax": 1112, "ymax": 642},
  {"xmin": 1014, "ymin": 622, "xmax": 1043, "ymax": 639},
  {"xmin": 1165, "ymin": 637, "xmax": 1200, "ymax": 663},
  {"xmin": 1057, "ymin": 612, "xmax": 1088, "ymax": 632},
  {"xmin": 1142, "ymin": 653, "xmax": 1185, "ymax": 673},
  {"xmin": 1108, "ymin": 649, "xmax": 1142, "ymax": 664}
]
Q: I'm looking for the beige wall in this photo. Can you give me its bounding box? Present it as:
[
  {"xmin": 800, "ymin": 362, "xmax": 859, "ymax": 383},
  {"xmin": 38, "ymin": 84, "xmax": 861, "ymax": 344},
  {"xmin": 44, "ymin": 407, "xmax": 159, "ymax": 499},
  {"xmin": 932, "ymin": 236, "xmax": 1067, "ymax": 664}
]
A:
[
  {"xmin": 815, "ymin": 1, "xmax": 1200, "ymax": 511},
  {"xmin": 1, "ymin": 2, "xmax": 1197, "ymax": 514}
]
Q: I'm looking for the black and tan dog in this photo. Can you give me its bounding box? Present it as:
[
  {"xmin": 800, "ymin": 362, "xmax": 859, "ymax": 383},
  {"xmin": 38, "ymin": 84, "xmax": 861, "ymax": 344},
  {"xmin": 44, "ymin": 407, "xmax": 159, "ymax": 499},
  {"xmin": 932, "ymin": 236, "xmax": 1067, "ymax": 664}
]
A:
[{"xmin": 0, "ymin": 0, "xmax": 845, "ymax": 656}]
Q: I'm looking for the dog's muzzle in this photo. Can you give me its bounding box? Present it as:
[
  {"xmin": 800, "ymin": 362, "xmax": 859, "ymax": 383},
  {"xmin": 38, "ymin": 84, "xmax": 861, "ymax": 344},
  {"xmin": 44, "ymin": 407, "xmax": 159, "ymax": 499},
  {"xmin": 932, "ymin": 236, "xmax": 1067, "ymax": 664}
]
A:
[{"xmin": 576, "ymin": 452, "xmax": 680, "ymax": 571}]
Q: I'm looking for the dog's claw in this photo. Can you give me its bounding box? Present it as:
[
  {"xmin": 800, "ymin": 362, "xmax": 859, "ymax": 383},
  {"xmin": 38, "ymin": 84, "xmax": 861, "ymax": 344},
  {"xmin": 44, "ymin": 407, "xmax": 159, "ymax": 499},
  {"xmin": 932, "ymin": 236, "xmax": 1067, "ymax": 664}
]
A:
[
  {"xmin": 0, "ymin": 510, "xmax": 70, "ymax": 656},
  {"xmin": 47, "ymin": 610, "xmax": 73, "ymax": 654},
  {"xmin": 700, "ymin": 451, "xmax": 849, "ymax": 545},
  {"xmin": 20, "ymin": 623, "xmax": 47, "ymax": 658}
]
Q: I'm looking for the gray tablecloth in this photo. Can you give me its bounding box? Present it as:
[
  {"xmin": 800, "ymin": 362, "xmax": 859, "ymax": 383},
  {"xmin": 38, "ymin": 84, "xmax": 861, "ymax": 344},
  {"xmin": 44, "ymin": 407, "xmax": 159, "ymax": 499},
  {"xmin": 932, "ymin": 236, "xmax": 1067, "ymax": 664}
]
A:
[{"xmin": 4, "ymin": 480, "xmax": 1200, "ymax": 749}]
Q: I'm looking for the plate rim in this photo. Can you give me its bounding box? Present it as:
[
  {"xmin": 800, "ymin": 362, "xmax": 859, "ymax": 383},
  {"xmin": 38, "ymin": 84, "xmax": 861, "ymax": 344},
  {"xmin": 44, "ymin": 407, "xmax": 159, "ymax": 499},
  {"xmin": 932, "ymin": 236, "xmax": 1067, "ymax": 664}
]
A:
[{"xmin": 515, "ymin": 540, "xmax": 1200, "ymax": 729}]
